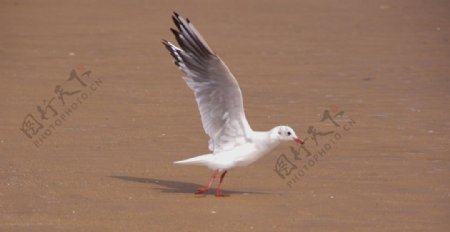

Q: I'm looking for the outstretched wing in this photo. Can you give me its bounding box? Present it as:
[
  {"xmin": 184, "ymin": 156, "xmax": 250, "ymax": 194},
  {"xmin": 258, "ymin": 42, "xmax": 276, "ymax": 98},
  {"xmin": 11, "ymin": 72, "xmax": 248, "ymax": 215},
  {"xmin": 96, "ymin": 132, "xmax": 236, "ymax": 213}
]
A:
[{"xmin": 162, "ymin": 12, "xmax": 252, "ymax": 153}]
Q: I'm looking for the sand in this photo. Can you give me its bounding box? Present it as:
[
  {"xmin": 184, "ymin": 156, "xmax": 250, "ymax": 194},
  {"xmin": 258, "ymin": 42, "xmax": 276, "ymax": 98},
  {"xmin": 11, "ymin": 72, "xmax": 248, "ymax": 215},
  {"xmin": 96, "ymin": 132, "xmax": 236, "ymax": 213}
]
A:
[{"xmin": 1, "ymin": 0, "xmax": 449, "ymax": 231}]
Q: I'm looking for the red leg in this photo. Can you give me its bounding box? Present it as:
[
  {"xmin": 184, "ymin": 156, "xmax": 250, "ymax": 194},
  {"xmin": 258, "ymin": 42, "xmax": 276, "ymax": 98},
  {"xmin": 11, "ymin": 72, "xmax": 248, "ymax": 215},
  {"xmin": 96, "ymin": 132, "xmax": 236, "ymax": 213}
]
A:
[
  {"xmin": 195, "ymin": 170, "xmax": 218, "ymax": 194},
  {"xmin": 215, "ymin": 171, "xmax": 228, "ymax": 197}
]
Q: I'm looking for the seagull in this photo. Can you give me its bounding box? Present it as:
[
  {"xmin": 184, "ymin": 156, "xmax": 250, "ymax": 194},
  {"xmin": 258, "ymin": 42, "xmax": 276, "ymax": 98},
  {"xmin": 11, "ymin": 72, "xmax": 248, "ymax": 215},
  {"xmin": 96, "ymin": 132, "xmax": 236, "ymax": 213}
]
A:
[{"xmin": 162, "ymin": 12, "xmax": 304, "ymax": 197}]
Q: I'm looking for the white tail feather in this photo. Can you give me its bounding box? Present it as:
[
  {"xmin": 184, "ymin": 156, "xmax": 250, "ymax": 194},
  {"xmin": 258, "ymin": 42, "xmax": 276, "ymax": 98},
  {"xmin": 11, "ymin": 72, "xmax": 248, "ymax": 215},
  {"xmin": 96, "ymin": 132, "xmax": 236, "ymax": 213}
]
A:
[{"xmin": 173, "ymin": 154, "xmax": 213, "ymax": 166}]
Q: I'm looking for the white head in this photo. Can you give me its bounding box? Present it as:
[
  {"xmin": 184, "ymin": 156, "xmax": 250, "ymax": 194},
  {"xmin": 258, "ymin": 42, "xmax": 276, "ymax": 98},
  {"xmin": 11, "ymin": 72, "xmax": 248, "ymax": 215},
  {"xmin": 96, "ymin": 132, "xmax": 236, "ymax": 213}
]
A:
[{"xmin": 272, "ymin": 126, "xmax": 304, "ymax": 144}]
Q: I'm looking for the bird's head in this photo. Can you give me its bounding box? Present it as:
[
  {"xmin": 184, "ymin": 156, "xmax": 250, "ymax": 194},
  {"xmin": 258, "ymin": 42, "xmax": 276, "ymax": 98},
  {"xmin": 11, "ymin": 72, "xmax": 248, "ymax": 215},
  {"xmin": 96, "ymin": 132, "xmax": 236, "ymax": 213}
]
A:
[{"xmin": 272, "ymin": 126, "xmax": 304, "ymax": 144}]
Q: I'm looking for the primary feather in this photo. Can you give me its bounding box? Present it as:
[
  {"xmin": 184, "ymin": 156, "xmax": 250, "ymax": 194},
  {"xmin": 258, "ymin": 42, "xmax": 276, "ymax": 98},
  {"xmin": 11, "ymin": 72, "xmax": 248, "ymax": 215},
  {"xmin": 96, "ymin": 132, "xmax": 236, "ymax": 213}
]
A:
[{"xmin": 163, "ymin": 12, "xmax": 253, "ymax": 153}]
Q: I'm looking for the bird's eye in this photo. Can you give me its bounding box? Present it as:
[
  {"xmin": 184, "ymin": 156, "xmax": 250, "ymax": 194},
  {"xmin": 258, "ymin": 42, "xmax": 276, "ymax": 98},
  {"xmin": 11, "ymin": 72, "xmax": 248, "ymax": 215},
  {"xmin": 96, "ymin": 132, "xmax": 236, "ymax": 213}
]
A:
[{"xmin": 287, "ymin": 131, "xmax": 291, "ymax": 136}]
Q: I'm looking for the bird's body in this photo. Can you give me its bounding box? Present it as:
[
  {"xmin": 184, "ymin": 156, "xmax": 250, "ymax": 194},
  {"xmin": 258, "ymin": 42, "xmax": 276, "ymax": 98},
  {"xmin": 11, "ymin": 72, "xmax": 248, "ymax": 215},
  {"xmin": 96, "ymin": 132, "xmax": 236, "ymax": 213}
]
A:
[
  {"xmin": 175, "ymin": 130, "xmax": 282, "ymax": 170},
  {"xmin": 163, "ymin": 12, "xmax": 303, "ymax": 196}
]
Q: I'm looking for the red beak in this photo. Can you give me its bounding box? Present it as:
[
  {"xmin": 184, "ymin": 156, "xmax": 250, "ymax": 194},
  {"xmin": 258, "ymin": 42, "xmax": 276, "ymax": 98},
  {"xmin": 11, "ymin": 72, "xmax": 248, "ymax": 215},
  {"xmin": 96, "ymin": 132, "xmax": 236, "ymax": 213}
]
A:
[{"xmin": 294, "ymin": 137, "xmax": 304, "ymax": 144}]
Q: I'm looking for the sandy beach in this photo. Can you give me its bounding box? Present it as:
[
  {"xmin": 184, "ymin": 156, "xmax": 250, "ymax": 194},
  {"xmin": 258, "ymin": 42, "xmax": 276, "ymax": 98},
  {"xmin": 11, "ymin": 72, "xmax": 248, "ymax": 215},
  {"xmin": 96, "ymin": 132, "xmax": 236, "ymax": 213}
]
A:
[{"xmin": 1, "ymin": 0, "xmax": 449, "ymax": 231}]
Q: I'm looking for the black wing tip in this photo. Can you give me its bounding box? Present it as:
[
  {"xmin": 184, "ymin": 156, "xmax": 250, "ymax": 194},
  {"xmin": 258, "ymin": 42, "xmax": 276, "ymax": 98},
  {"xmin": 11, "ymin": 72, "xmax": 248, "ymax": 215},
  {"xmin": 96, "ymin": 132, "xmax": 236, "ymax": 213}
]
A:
[
  {"xmin": 162, "ymin": 41, "xmax": 183, "ymax": 68},
  {"xmin": 166, "ymin": 12, "xmax": 214, "ymax": 60},
  {"xmin": 171, "ymin": 16, "xmax": 180, "ymax": 29},
  {"xmin": 170, "ymin": 28, "xmax": 178, "ymax": 35},
  {"xmin": 173, "ymin": 12, "xmax": 188, "ymax": 23},
  {"xmin": 162, "ymin": 39, "xmax": 175, "ymax": 50},
  {"xmin": 169, "ymin": 12, "xmax": 188, "ymax": 33}
]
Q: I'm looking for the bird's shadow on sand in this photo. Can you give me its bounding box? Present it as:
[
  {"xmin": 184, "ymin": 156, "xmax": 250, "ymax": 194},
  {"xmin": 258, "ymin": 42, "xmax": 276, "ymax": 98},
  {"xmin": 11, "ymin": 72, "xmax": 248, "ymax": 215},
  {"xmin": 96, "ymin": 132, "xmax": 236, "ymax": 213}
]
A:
[{"xmin": 110, "ymin": 176, "xmax": 268, "ymax": 195}]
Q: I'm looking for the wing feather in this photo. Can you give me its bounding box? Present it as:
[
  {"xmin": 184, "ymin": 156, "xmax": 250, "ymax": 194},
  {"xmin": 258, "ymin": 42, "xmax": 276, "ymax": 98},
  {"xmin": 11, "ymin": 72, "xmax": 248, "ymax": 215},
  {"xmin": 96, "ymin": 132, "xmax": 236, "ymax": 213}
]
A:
[{"xmin": 162, "ymin": 12, "xmax": 252, "ymax": 152}]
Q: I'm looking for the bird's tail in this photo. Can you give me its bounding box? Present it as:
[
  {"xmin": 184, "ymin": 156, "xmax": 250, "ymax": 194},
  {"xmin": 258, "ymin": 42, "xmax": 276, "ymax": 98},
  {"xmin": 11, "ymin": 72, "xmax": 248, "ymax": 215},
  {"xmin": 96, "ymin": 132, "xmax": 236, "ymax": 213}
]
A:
[{"xmin": 173, "ymin": 154, "xmax": 213, "ymax": 166}]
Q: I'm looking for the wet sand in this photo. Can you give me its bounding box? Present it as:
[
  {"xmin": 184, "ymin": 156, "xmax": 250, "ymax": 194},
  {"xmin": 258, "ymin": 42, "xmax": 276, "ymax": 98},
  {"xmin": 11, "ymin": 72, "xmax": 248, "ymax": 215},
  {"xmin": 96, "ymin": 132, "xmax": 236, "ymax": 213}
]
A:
[{"xmin": 1, "ymin": 0, "xmax": 449, "ymax": 231}]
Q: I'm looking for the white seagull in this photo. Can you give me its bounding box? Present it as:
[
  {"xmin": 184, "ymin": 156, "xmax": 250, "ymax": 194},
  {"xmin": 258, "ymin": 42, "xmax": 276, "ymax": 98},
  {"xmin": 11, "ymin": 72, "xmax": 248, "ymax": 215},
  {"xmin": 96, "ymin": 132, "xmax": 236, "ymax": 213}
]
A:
[{"xmin": 163, "ymin": 12, "xmax": 304, "ymax": 197}]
